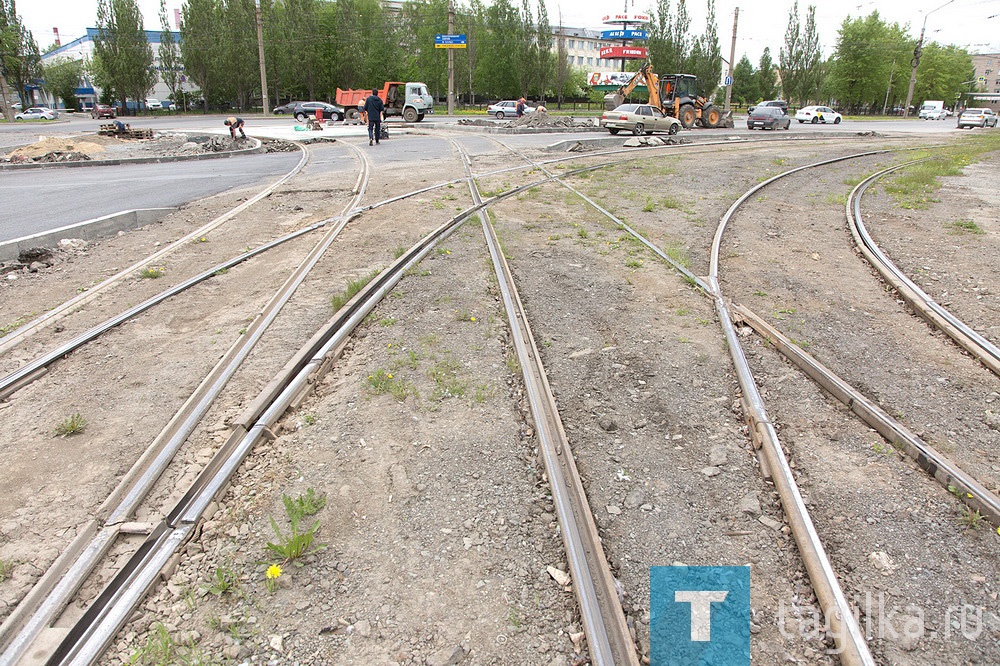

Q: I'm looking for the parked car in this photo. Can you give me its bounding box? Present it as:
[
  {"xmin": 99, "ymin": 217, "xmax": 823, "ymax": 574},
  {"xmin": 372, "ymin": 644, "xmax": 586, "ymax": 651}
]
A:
[
  {"xmin": 487, "ymin": 100, "xmax": 534, "ymax": 119},
  {"xmin": 747, "ymin": 106, "xmax": 791, "ymax": 130},
  {"xmin": 288, "ymin": 101, "xmax": 345, "ymax": 121},
  {"xmin": 145, "ymin": 98, "xmax": 163, "ymax": 110},
  {"xmin": 747, "ymin": 99, "xmax": 788, "ymax": 115},
  {"xmin": 272, "ymin": 101, "xmax": 305, "ymax": 114},
  {"xmin": 795, "ymin": 105, "xmax": 842, "ymax": 124},
  {"xmin": 91, "ymin": 104, "xmax": 117, "ymax": 119},
  {"xmin": 600, "ymin": 103, "xmax": 681, "ymax": 135},
  {"xmin": 15, "ymin": 107, "xmax": 59, "ymax": 120},
  {"xmin": 956, "ymin": 108, "xmax": 998, "ymax": 129}
]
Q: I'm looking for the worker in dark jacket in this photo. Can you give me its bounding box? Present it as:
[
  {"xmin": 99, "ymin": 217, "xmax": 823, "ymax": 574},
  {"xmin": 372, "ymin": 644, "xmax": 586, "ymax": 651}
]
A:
[{"xmin": 363, "ymin": 90, "xmax": 384, "ymax": 145}]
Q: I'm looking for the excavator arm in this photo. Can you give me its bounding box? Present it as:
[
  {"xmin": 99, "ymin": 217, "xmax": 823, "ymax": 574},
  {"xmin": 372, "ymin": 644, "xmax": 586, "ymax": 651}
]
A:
[{"xmin": 604, "ymin": 62, "xmax": 661, "ymax": 110}]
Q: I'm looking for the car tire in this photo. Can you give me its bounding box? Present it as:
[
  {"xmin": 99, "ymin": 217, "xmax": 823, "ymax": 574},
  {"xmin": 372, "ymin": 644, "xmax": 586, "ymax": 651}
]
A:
[
  {"xmin": 798, "ymin": 119, "xmax": 804, "ymax": 123},
  {"xmin": 834, "ymin": 117, "xmax": 841, "ymax": 124},
  {"xmin": 633, "ymin": 122, "xmax": 644, "ymax": 135},
  {"xmin": 403, "ymin": 107, "xmax": 418, "ymax": 123},
  {"xmin": 668, "ymin": 124, "xmax": 679, "ymax": 135},
  {"xmin": 496, "ymin": 111, "xmax": 504, "ymax": 119},
  {"xmin": 295, "ymin": 112, "xmax": 307, "ymax": 121},
  {"xmin": 346, "ymin": 108, "xmax": 359, "ymax": 121},
  {"xmin": 608, "ymin": 128, "xmax": 620, "ymax": 135},
  {"xmin": 811, "ymin": 116, "xmax": 819, "ymax": 124}
]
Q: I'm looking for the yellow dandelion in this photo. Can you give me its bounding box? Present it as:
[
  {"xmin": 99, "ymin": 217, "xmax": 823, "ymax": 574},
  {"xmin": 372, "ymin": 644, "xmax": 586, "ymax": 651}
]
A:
[
  {"xmin": 387, "ymin": 373, "xmax": 393, "ymax": 379},
  {"xmin": 445, "ymin": 250, "xmax": 451, "ymax": 254},
  {"xmin": 967, "ymin": 493, "xmax": 973, "ymax": 499},
  {"xmin": 470, "ymin": 317, "xmax": 476, "ymax": 322},
  {"xmin": 266, "ymin": 564, "xmax": 282, "ymax": 580}
]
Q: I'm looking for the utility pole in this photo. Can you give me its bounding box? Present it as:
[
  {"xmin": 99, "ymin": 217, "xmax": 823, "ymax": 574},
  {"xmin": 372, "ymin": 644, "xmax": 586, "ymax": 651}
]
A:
[
  {"xmin": 724, "ymin": 7, "xmax": 738, "ymax": 113},
  {"xmin": 255, "ymin": 0, "xmax": 269, "ymax": 115},
  {"xmin": 448, "ymin": 2, "xmax": 455, "ymax": 116},
  {"xmin": 903, "ymin": 0, "xmax": 956, "ymax": 119}
]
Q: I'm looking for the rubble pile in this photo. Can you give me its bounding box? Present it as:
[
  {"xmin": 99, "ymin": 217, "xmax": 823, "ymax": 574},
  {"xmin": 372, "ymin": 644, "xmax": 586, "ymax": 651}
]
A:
[
  {"xmin": 32, "ymin": 151, "xmax": 93, "ymax": 163},
  {"xmin": 621, "ymin": 135, "xmax": 691, "ymax": 147},
  {"xmin": 508, "ymin": 110, "xmax": 597, "ymax": 129},
  {"xmin": 261, "ymin": 139, "xmax": 299, "ymax": 152}
]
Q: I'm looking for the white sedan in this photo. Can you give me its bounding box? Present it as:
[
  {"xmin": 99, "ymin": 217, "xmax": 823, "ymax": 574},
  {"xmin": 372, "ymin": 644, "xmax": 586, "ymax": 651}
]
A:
[
  {"xmin": 795, "ymin": 106, "xmax": 842, "ymax": 124},
  {"xmin": 487, "ymin": 100, "xmax": 534, "ymax": 119},
  {"xmin": 15, "ymin": 107, "xmax": 59, "ymax": 120}
]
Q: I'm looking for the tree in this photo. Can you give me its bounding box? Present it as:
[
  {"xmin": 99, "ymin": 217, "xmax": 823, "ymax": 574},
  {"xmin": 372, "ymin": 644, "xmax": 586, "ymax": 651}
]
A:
[
  {"xmin": 756, "ymin": 47, "xmax": 778, "ymax": 101},
  {"xmin": 686, "ymin": 0, "xmax": 721, "ymax": 98},
  {"xmin": 534, "ymin": 2, "xmax": 553, "ymax": 100},
  {"xmin": 553, "ymin": 13, "xmax": 570, "ymax": 107},
  {"xmin": 913, "ymin": 43, "xmax": 974, "ymax": 108},
  {"xmin": 158, "ymin": 0, "xmax": 183, "ymax": 108},
  {"xmin": 731, "ymin": 55, "xmax": 757, "ymax": 107},
  {"xmin": 779, "ymin": 1, "xmax": 822, "ymax": 105},
  {"xmin": 826, "ymin": 13, "xmax": 912, "ymax": 113},
  {"xmin": 92, "ymin": 0, "xmax": 156, "ymax": 113},
  {"xmin": 1, "ymin": 0, "xmax": 41, "ymax": 118},
  {"xmin": 42, "ymin": 57, "xmax": 84, "ymax": 110},
  {"xmin": 647, "ymin": 0, "xmax": 692, "ymax": 75},
  {"xmin": 181, "ymin": 0, "xmax": 221, "ymax": 112}
]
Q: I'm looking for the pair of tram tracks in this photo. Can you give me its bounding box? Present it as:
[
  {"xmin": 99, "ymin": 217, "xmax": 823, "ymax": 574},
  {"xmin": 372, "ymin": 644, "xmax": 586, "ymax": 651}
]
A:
[{"xmin": 3, "ymin": 133, "xmax": 992, "ymax": 664}]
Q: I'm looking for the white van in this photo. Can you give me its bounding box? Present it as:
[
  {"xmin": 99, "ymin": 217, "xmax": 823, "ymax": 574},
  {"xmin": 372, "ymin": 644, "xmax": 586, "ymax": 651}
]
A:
[{"xmin": 918, "ymin": 100, "xmax": 945, "ymax": 120}]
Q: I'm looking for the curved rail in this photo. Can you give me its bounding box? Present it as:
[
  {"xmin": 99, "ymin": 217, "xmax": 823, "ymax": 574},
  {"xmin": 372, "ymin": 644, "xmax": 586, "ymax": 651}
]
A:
[
  {"xmin": 847, "ymin": 163, "xmax": 1000, "ymax": 376},
  {"xmin": 709, "ymin": 152, "xmax": 888, "ymax": 666},
  {"xmin": 0, "ymin": 142, "xmax": 311, "ymax": 356}
]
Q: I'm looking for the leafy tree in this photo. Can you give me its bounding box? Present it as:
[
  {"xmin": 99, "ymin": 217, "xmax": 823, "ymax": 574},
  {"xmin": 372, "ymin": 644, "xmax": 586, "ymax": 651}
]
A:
[
  {"xmin": 181, "ymin": 0, "xmax": 221, "ymax": 112},
  {"xmin": 553, "ymin": 14, "xmax": 570, "ymax": 107},
  {"xmin": 731, "ymin": 55, "xmax": 757, "ymax": 107},
  {"xmin": 92, "ymin": 0, "xmax": 156, "ymax": 113},
  {"xmin": 534, "ymin": 1, "xmax": 553, "ymax": 100},
  {"xmin": 476, "ymin": 0, "xmax": 520, "ymax": 98},
  {"xmin": 825, "ymin": 12, "xmax": 912, "ymax": 113},
  {"xmin": 913, "ymin": 43, "xmax": 974, "ymax": 108},
  {"xmin": 756, "ymin": 47, "xmax": 778, "ymax": 101},
  {"xmin": 400, "ymin": 0, "xmax": 449, "ymax": 98},
  {"xmin": 647, "ymin": 0, "xmax": 692, "ymax": 75},
  {"xmin": 157, "ymin": 0, "xmax": 183, "ymax": 109},
  {"xmin": 1, "ymin": 0, "xmax": 41, "ymax": 117},
  {"xmin": 686, "ymin": 0, "xmax": 721, "ymax": 98},
  {"xmin": 779, "ymin": 1, "xmax": 822, "ymax": 105},
  {"xmin": 42, "ymin": 57, "xmax": 84, "ymax": 110},
  {"xmin": 219, "ymin": 0, "xmax": 259, "ymax": 110}
]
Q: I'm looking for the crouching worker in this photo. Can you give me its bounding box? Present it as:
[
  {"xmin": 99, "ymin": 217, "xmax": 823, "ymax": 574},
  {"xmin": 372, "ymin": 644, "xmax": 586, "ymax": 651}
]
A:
[{"xmin": 224, "ymin": 116, "xmax": 246, "ymax": 139}]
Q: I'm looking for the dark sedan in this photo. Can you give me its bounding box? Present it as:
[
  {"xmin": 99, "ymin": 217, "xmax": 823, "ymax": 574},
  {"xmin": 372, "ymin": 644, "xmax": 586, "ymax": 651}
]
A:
[
  {"xmin": 287, "ymin": 101, "xmax": 345, "ymax": 122},
  {"xmin": 272, "ymin": 101, "xmax": 305, "ymax": 114},
  {"xmin": 747, "ymin": 106, "xmax": 791, "ymax": 130}
]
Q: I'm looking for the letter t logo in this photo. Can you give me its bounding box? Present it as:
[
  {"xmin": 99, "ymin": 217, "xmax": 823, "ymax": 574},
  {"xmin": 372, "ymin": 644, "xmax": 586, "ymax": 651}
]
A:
[{"xmin": 674, "ymin": 590, "xmax": 729, "ymax": 641}]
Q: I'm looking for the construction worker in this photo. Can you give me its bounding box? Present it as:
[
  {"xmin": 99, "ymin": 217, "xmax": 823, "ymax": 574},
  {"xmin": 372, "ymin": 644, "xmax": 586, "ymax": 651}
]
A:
[
  {"xmin": 363, "ymin": 89, "xmax": 384, "ymax": 146},
  {"xmin": 224, "ymin": 116, "xmax": 246, "ymax": 139}
]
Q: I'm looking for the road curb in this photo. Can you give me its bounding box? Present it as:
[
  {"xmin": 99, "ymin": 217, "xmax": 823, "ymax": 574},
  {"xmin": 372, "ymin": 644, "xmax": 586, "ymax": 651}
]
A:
[{"xmin": 0, "ymin": 137, "xmax": 264, "ymax": 171}]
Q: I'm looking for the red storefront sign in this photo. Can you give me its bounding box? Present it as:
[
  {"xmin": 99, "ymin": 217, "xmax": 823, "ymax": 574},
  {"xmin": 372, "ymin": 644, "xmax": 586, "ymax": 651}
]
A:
[{"xmin": 599, "ymin": 46, "xmax": 649, "ymax": 59}]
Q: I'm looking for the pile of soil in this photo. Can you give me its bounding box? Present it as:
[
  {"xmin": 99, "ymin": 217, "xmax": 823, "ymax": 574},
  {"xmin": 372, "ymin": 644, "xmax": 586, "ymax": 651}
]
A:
[
  {"xmin": 9, "ymin": 136, "xmax": 105, "ymax": 159},
  {"xmin": 0, "ymin": 132, "xmax": 252, "ymax": 164}
]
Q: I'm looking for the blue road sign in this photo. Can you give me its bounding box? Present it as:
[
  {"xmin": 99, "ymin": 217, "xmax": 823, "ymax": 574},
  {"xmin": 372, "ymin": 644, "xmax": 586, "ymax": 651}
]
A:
[
  {"xmin": 725, "ymin": 76, "xmax": 733, "ymax": 86},
  {"xmin": 435, "ymin": 34, "xmax": 467, "ymax": 48},
  {"xmin": 601, "ymin": 29, "xmax": 649, "ymax": 40}
]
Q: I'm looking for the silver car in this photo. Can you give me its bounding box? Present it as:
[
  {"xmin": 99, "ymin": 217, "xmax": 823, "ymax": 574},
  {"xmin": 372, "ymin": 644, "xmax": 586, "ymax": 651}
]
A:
[
  {"xmin": 600, "ymin": 104, "xmax": 681, "ymax": 135},
  {"xmin": 956, "ymin": 108, "xmax": 998, "ymax": 129},
  {"xmin": 15, "ymin": 107, "xmax": 59, "ymax": 120}
]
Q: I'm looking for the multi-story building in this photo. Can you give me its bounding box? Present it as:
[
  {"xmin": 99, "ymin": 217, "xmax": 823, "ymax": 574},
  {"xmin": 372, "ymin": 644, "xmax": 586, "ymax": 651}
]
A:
[
  {"xmin": 39, "ymin": 28, "xmax": 189, "ymax": 110},
  {"xmin": 965, "ymin": 53, "xmax": 1000, "ymax": 112}
]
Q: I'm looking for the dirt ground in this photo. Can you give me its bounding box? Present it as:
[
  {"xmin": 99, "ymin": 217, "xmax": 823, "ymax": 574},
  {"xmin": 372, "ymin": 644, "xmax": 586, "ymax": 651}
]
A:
[{"xmin": 0, "ymin": 130, "xmax": 997, "ymax": 665}]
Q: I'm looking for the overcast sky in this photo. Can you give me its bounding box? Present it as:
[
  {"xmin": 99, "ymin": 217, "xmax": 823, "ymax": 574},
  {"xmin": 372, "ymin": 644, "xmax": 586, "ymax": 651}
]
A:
[{"xmin": 19, "ymin": 0, "xmax": 1000, "ymax": 65}]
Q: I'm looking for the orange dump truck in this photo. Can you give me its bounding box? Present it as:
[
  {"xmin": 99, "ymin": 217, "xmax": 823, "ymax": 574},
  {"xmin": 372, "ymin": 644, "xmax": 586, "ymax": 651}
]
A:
[{"xmin": 336, "ymin": 82, "xmax": 434, "ymax": 123}]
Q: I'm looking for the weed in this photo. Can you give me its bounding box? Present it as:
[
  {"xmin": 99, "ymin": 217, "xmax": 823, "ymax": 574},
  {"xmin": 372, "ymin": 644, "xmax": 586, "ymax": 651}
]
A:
[
  {"xmin": 265, "ymin": 563, "xmax": 282, "ymax": 593},
  {"xmin": 826, "ymin": 192, "xmax": 848, "ymax": 207},
  {"xmin": 393, "ymin": 246, "xmax": 407, "ymax": 259},
  {"xmin": 959, "ymin": 506, "xmax": 983, "ymax": 530},
  {"xmin": 676, "ymin": 307, "xmax": 692, "ymax": 316},
  {"xmin": 436, "ymin": 247, "xmax": 452, "ymax": 256},
  {"xmin": 455, "ymin": 309, "xmax": 477, "ymax": 322},
  {"xmin": 331, "ymin": 268, "xmax": 381, "ymax": 311},
  {"xmin": 642, "ymin": 199, "xmax": 656, "ymax": 212},
  {"xmin": 625, "ymin": 258, "xmax": 643, "ymax": 268},
  {"xmin": 138, "ymin": 266, "xmax": 164, "ymax": 279},
  {"xmin": 0, "ymin": 318, "xmax": 24, "ymax": 337},
  {"xmin": 508, "ymin": 607, "xmax": 523, "ymax": 629},
  {"xmin": 284, "ymin": 489, "xmax": 327, "ymax": 523},
  {"xmin": 128, "ymin": 623, "xmax": 218, "ymax": 665},
  {"xmin": 366, "ymin": 369, "xmax": 413, "ymax": 401},
  {"xmin": 0, "ymin": 559, "xmax": 14, "ymax": 583},
  {"xmin": 54, "ymin": 413, "xmax": 87, "ymax": 437},
  {"xmin": 505, "ymin": 353, "xmax": 521, "ymax": 375},
  {"xmin": 428, "ymin": 359, "xmax": 467, "ymax": 400},
  {"xmin": 432, "ymin": 200, "xmax": 445, "ymax": 209},
  {"xmin": 379, "ymin": 317, "xmax": 397, "ymax": 327},
  {"xmin": 213, "ymin": 267, "xmax": 229, "ymax": 276},
  {"xmin": 871, "ymin": 441, "xmax": 892, "ymax": 456},
  {"xmin": 542, "ymin": 340, "xmax": 553, "ymax": 348},
  {"xmin": 472, "ymin": 383, "xmax": 495, "ymax": 404},
  {"xmin": 266, "ymin": 513, "xmax": 323, "ymax": 562},
  {"xmin": 663, "ymin": 241, "xmax": 691, "ymax": 268},
  {"xmin": 204, "ymin": 566, "xmax": 238, "ymax": 596},
  {"xmin": 947, "ymin": 219, "xmax": 984, "ymax": 234},
  {"xmin": 302, "ymin": 413, "xmax": 317, "ymax": 426},
  {"xmin": 696, "ymin": 318, "xmax": 711, "ymax": 326},
  {"xmin": 775, "ymin": 307, "xmax": 796, "ymax": 315},
  {"xmin": 577, "ymin": 227, "xmax": 589, "ymax": 239},
  {"xmin": 752, "ymin": 290, "xmax": 767, "ymax": 297}
]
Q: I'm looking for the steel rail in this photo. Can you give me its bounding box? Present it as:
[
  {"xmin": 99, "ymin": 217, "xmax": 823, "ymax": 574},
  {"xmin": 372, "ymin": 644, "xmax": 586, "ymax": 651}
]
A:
[
  {"xmin": 0, "ymin": 143, "xmax": 369, "ymax": 666},
  {"xmin": 0, "ymin": 143, "xmax": 311, "ymax": 357},
  {"xmin": 731, "ymin": 304, "xmax": 1000, "ymax": 526},
  {"xmin": 710, "ymin": 151, "xmax": 892, "ymax": 666},
  {"xmin": 450, "ymin": 137, "xmax": 638, "ymax": 666},
  {"xmin": 847, "ymin": 163, "xmax": 1000, "ymax": 376}
]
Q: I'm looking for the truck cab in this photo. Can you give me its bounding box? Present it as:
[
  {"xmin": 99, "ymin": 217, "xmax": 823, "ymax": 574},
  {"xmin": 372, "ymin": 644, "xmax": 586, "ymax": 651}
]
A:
[
  {"xmin": 386, "ymin": 82, "xmax": 433, "ymax": 122},
  {"xmin": 918, "ymin": 101, "xmax": 946, "ymax": 120}
]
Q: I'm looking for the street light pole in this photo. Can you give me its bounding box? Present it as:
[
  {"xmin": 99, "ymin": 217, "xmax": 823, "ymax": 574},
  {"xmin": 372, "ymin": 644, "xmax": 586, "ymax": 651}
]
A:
[
  {"xmin": 255, "ymin": 0, "xmax": 270, "ymax": 115},
  {"xmin": 902, "ymin": 0, "xmax": 956, "ymax": 119}
]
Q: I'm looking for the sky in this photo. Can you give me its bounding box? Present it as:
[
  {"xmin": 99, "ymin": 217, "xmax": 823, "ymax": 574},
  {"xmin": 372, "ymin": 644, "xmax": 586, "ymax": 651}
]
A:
[{"xmin": 18, "ymin": 0, "xmax": 1000, "ymax": 65}]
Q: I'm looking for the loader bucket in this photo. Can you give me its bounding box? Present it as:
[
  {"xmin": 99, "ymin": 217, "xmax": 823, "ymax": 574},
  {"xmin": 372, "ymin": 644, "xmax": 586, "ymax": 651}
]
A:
[{"xmin": 604, "ymin": 93, "xmax": 624, "ymax": 111}]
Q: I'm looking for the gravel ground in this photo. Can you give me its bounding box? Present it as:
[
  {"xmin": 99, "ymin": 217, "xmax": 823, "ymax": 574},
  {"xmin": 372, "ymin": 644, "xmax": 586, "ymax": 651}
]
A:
[{"xmin": 0, "ymin": 131, "xmax": 997, "ymax": 665}]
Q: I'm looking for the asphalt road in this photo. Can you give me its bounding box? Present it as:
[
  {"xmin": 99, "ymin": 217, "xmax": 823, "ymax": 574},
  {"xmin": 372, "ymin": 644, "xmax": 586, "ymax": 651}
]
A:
[{"xmin": 0, "ymin": 111, "xmax": 980, "ymax": 245}]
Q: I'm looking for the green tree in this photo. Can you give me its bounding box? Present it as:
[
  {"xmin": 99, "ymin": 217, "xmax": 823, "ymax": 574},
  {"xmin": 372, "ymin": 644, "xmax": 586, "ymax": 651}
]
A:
[
  {"xmin": 219, "ymin": 0, "xmax": 259, "ymax": 110},
  {"xmin": 779, "ymin": 1, "xmax": 822, "ymax": 105},
  {"xmin": 476, "ymin": 0, "xmax": 520, "ymax": 98},
  {"xmin": 731, "ymin": 55, "xmax": 757, "ymax": 107},
  {"xmin": 647, "ymin": 0, "xmax": 692, "ymax": 75},
  {"xmin": 181, "ymin": 0, "xmax": 221, "ymax": 111},
  {"xmin": 534, "ymin": 1, "xmax": 553, "ymax": 100},
  {"xmin": 756, "ymin": 47, "xmax": 778, "ymax": 101},
  {"xmin": 1, "ymin": 0, "xmax": 41, "ymax": 117},
  {"xmin": 157, "ymin": 0, "xmax": 183, "ymax": 109},
  {"xmin": 92, "ymin": 0, "xmax": 156, "ymax": 113},
  {"xmin": 913, "ymin": 43, "xmax": 974, "ymax": 108},
  {"xmin": 42, "ymin": 57, "xmax": 84, "ymax": 110},
  {"xmin": 826, "ymin": 12, "xmax": 911, "ymax": 113},
  {"xmin": 686, "ymin": 0, "xmax": 721, "ymax": 98}
]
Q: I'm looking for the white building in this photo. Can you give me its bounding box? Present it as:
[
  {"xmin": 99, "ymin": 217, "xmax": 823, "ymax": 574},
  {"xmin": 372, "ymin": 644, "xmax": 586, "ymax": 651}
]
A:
[{"xmin": 40, "ymin": 28, "xmax": 189, "ymax": 109}]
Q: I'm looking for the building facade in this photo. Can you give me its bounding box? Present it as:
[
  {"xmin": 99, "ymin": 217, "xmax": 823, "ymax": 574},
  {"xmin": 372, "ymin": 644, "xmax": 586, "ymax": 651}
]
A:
[{"xmin": 39, "ymin": 28, "xmax": 189, "ymax": 110}]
